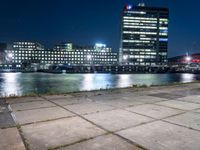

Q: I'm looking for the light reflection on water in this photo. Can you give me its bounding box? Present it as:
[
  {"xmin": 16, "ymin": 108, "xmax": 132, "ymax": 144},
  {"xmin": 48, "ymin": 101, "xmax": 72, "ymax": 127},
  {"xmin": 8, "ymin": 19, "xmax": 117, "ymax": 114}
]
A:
[{"xmin": 0, "ymin": 73, "xmax": 200, "ymax": 97}]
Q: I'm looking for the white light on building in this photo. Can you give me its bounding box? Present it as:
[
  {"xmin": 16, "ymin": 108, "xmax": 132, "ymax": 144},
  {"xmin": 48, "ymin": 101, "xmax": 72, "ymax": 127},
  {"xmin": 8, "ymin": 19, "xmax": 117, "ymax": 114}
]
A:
[
  {"xmin": 186, "ymin": 56, "xmax": 192, "ymax": 62},
  {"xmin": 87, "ymin": 55, "xmax": 92, "ymax": 60}
]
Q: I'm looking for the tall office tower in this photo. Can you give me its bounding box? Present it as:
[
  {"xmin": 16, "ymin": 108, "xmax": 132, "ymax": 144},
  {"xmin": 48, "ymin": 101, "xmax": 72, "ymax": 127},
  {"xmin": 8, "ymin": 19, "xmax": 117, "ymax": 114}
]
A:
[{"xmin": 119, "ymin": 3, "xmax": 169, "ymax": 66}]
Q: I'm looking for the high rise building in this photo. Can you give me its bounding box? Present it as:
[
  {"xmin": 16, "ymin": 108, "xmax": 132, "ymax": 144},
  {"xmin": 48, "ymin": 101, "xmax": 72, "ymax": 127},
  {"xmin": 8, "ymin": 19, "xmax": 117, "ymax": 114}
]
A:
[{"xmin": 119, "ymin": 3, "xmax": 169, "ymax": 66}]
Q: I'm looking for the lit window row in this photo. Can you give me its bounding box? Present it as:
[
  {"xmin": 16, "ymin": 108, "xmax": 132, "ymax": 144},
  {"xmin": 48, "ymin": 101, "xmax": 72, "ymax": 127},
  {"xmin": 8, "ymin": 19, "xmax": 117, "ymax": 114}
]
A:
[
  {"xmin": 123, "ymin": 40, "xmax": 150, "ymax": 43},
  {"xmin": 123, "ymin": 16, "xmax": 157, "ymax": 21},
  {"xmin": 123, "ymin": 31, "xmax": 157, "ymax": 35},
  {"xmin": 123, "ymin": 19, "xmax": 157, "ymax": 23},
  {"xmin": 123, "ymin": 25, "xmax": 157, "ymax": 29}
]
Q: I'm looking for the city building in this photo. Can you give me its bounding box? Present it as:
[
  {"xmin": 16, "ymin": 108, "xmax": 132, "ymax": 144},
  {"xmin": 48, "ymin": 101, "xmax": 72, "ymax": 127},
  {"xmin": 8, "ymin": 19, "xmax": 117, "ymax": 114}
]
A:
[
  {"xmin": 169, "ymin": 53, "xmax": 200, "ymax": 65},
  {"xmin": 0, "ymin": 43, "xmax": 7, "ymax": 64},
  {"xmin": 4, "ymin": 42, "xmax": 118, "ymax": 66},
  {"xmin": 119, "ymin": 3, "xmax": 169, "ymax": 66}
]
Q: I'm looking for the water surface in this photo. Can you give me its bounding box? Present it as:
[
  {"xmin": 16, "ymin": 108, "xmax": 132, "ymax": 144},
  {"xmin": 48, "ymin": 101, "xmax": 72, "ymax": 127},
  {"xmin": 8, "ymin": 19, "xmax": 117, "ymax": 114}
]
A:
[{"xmin": 0, "ymin": 73, "xmax": 200, "ymax": 97}]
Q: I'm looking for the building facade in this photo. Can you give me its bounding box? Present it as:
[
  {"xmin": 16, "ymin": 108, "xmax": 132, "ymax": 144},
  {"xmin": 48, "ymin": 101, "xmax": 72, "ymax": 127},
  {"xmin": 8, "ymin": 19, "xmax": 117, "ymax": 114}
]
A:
[
  {"xmin": 0, "ymin": 43, "xmax": 7, "ymax": 64},
  {"xmin": 169, "ymin": 53, "xmax": 200, "ymax": 65},
  {"xmin": 4, "ymin": 42, "xmax": 118, "ymax": 66},
  {"xmin": 119, "ymin": 3, "xmax": 169, "ymax": 66}
]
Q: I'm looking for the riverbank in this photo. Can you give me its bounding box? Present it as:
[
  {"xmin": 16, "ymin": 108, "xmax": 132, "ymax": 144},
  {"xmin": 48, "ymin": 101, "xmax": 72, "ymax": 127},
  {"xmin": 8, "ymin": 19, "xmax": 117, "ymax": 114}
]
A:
[{"xmin": 1, "ymin": 82, "xmax": 200, "ymax": 150}]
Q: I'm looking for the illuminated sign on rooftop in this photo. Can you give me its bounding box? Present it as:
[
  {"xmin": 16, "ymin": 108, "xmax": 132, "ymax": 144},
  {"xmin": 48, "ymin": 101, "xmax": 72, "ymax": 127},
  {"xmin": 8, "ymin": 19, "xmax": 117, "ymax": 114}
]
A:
[{"xmin": 126, "ymin": 5, "xmax": 133, "ymax": 10}]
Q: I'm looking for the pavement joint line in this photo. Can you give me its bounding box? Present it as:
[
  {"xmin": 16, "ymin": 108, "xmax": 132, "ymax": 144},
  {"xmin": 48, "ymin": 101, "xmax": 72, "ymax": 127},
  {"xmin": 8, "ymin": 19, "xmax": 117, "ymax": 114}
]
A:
[
  {"xmin": 49, "ymin": 133, "xmax": 110, "ymax": 150},
  {"xmin": 17, "ymin": 125, "xmax": 30, "ymax": 150},
  {"xmin": 6, "ymin": 99, "xmax": 46, "ymax": 105},
  {"xmin": 120, "ymin": 107, "xmax": 187, "ymax": 121},
  {"xmin": 119, "ymin": 108, "xmax": 157, "ymax": 120},
  {"xmin": 177, "ymin": 100, "xmax": 200, "ymax": 105},
  {"xmin": 77, "ymin": 107, "xmax": 119, "ymax": 116},
  {"xmin": 60, "ymin": 100, "xmax": 97, "ymax": 107},
  {"xmin": 94, "ymin": 99, "xmax": 161, "ymax": 109},
  {"xmin": 18, "ymin": 115, "xmax": 77, "ymax": 127},
  {"xmin": 12, "ymin": 105, "xmax": 58, "ymax": 112},
  {"xmin": 194, "ymin": 110, "xmax": 200, "ymax": 113},
  {"xmin": 153, "ymin": 102, "xmax": 191, "ymax": 111},
  {"xmin": 41, "ymin": 95, "xmax": 147, "ymax": 150},
  {"xmin": 112, "ymin": 132, "xmax": 148, "ymax": 150},
  {"xmin": 155, "ymin": 111, "xmax": 187, "ymax": 120},
  {"xmin": 161, "ymin": 119, "xmax": 200, "ymax": 133},
  {"xmin": 102, "ymin": 99, "xmax": 174, "ymax": 110},
  {"xmin": 112, "ymin": 119, "xmax": 158, "ymax": 134},
  {"xmin": 0, "ymin": 102, "xmax": 29, "ymax": 150}
]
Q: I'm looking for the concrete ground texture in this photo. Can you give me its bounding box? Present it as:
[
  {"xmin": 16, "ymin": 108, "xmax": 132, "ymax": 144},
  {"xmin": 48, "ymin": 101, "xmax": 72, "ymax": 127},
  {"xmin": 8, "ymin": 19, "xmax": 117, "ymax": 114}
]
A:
[{"xmin": 1, "ymin": 82, "xmax": 200, "ymax": 150}]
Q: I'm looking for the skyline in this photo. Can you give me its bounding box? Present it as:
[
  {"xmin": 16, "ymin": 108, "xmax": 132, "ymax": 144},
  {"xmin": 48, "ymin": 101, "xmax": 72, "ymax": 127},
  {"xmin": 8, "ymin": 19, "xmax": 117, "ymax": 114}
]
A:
[{"xmin": 0, "ymin": 0, "xmax": 200, "ymax": 57}]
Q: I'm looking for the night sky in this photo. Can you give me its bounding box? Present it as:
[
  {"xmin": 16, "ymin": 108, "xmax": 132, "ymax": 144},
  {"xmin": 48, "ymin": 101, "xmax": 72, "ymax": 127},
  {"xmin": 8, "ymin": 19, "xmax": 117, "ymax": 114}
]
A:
[{"xmin": 0, "ymin": 0, "xmax": 200, "ymax": 57}]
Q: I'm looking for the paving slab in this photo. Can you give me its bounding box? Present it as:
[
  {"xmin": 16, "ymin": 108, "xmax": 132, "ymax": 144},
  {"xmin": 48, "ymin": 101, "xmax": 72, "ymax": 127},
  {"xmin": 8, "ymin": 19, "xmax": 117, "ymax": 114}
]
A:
[
  {"xmin": 43, "ymin": 94, "xmax": 74, "ymax": 100},
  {"xmin": 176, "ymin": 95, "xmax": 200, "ymax": 104},
  {"xmin": 0, "ymin": 113, "xmax": 16, "ymax": 128},
  {"xmin": 14, "ymin": 106, "xmax": 75, "ymax": 125},
  {"xmin": 165, "ymin": 112, "xmax": 200, "ymax": 131},
  {"xmin": 195, "ymin": 109, "xmax": 200, "ymax": 113},
  {"xmin": 59, "ymin": 134, "xmax": 142, "ymax": 150},
  {"xmin": 6, "ymin": 97, "xmax": 45, "ymax": 104},
  {"xmin": 51, "ymin": 97, "xmax": 92, "ymax": 106},
  {"xmin": 96, "ymin": 99, "xmax": 144, "ymax": 108},
  {"xmin": 96, "ymin": 95, "xmax": 167, "ymax": 108},
  {"xmin": 126, "ymin": 104, "xmax": 184, "ymax": 119},
  {"xmin": 117, "ymin": 121, "xmax": 200, "ymax": 150},
  {"xmin": 10, "ymin": 101, "xmax": 56, "ymax": 111},
  {"xmin": 172, "ymin": 89, "xmax": 200, "ymax": 96},
  {"xmin": 91, "ymin": 94, "xmax": 127, "ymax": 101},
  {"xmin": 149, "ymin": 93, "xmax": 185, "ymax": 100},
  {"xmin": 0, "ymin": 128, "xmax": 25, "ymax": 150},
  {"xmin": 156, "ymin": 100, "xmax": 200, "ymax": 110},
  {"xmin": 64, "ymin": 102, "xmax": 115, "ymax": 115},
  {"xmin": 21, "ymin": 117, "xmax": 106, "ymax": 150},
  {"xmin": 84, "ymin": 109, "xmax": 153, "ymax": 132},
  {"xmin": 123, "ymin": 95, "xmax": 168, "ymax": 103}
]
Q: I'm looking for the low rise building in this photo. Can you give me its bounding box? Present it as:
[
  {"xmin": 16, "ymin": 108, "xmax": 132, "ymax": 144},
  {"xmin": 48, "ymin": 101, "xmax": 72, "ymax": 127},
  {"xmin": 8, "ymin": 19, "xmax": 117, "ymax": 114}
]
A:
[{"xmin": 4, "ymin": 42, "xmax": 118, "ymax": 66}]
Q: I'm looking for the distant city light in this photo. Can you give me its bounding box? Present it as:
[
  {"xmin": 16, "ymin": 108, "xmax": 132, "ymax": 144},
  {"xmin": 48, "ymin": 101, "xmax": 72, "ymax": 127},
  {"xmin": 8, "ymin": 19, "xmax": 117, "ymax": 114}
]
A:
[
  {"xmin": 186, "ymin": 56, "xmax": 192, "ymax": 62},
  {"xmin": 159, "ymin": 38, "xmax": 168, "ymax": 42},
  {"xmin": 126, "ymin": 5, "xmax": 133, "ymax": 10},
  {"xmin": 7, "ymin": 53, "xmax": 13, "ymax": 58},
  {"xmin": 6, "ymin": 53, "xmax": 13, "ymax": 62},
  {"xmin": 95, "ymin": 43, "xmax": 106, "ymax": 48},
  {"xmin": 123, "ymin": 55, "xmax": 128, "ymax": 60}
]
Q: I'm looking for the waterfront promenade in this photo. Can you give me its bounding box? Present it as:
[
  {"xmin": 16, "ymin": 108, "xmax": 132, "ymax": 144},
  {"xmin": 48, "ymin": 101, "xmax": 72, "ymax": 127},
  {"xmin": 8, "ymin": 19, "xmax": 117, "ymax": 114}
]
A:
[{"xmin": 1, "ymin": 83, "xmax": 200, "ymax": 150}]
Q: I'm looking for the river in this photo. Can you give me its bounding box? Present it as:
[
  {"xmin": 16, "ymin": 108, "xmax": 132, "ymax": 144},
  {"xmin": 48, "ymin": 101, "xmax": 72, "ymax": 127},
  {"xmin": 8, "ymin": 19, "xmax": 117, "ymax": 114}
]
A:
[{"xmin": 0, "ymin": 73, "xmax": 200, "ymax": 97}]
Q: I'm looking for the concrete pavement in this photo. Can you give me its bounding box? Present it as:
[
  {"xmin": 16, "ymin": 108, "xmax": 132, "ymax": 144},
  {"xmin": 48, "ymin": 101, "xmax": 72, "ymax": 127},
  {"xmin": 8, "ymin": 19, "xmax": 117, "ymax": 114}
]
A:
[{"xmin": 1, "ymin": 82, "xmax": 200, "ymax": 150}]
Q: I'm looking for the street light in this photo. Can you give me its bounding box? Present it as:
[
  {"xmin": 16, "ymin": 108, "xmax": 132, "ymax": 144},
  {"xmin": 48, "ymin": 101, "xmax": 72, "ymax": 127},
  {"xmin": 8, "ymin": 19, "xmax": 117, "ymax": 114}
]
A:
[
  {"xmin": 123, "ymin": 55, "xmax": 128, "ymax": 60},
  {"xmin": 186, "ymin": 56, "xmax": 191, "ymax": 62},
  {"xmin": 6, "ymin": 53, "xmax": 13, "ymax": 62},
  {"xmin": 7, "ymin": 53, "xmax": 13, "ymax": 58}
]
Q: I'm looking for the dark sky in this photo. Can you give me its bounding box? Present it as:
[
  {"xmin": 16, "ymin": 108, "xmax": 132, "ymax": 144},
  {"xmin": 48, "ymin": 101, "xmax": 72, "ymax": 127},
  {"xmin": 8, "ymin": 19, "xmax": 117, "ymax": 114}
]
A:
[{"xmin": 0, "ymin": 0, "xmax": 200, "ymax": 57}]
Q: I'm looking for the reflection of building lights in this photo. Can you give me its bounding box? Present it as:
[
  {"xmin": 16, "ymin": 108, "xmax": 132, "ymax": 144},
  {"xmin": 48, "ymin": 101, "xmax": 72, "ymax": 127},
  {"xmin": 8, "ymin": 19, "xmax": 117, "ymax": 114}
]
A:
[
  {"xmin": 123, "ymin": 55, "xmax": 128, "ymax": 60},
  {"xmin": 87, "ymin": 55, "xmax": 92, "ymax": 60}
]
